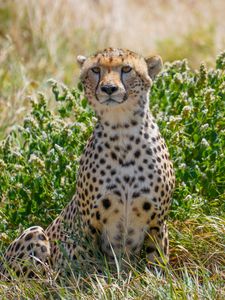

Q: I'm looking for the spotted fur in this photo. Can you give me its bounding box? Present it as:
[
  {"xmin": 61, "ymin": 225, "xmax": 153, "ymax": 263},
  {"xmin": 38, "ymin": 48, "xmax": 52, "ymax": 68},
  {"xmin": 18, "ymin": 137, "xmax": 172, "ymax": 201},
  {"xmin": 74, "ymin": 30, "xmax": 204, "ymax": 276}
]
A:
[{"xmin": 0, "ymin": 48, "xmax": 175, "ymax": 279}]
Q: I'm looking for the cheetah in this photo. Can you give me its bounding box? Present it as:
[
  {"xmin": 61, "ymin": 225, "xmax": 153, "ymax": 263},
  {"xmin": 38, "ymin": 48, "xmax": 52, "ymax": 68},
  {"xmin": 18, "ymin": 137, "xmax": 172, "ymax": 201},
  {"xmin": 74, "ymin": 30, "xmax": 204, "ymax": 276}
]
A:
[{"xmin": 0, "ymin": 48, "xmax": 175, "ymax": 279}]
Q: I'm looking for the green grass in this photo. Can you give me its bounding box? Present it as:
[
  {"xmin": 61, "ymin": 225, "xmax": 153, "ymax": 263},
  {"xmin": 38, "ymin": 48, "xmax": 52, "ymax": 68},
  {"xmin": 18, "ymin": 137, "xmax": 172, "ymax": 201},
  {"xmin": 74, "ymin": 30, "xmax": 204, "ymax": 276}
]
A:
[{"xmin": 0, "ymin": 53, "xmax": 225, "ymax": 298}]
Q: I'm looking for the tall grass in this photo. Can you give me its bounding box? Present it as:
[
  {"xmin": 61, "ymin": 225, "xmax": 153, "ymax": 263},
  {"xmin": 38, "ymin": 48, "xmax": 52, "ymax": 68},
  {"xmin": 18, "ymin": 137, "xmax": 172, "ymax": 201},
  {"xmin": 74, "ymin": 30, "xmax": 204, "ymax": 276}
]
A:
[{"xmin": 0, "ymin": 0, "xmax": 225, "ymax": 137}]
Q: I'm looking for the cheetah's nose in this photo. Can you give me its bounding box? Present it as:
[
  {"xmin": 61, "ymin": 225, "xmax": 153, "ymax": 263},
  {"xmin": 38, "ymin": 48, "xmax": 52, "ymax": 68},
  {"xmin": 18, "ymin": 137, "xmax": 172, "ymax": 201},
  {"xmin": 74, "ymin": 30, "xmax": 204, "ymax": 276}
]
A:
[{"xmin": 101, "ymin": 84, "xmax": 118, "ymax": 95}]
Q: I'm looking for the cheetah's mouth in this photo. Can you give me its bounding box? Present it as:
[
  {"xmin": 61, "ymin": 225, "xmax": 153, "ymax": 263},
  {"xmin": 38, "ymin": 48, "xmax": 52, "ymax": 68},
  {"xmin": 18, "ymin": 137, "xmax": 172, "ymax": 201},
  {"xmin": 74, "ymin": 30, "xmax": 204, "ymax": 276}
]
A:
[
  {"xmin": 103, "ymin": 97, "xmax": 126, "ymax": 106},
  {"xmin": 104, "ymin": 98, "xmax": 118, "ymax": 106}
]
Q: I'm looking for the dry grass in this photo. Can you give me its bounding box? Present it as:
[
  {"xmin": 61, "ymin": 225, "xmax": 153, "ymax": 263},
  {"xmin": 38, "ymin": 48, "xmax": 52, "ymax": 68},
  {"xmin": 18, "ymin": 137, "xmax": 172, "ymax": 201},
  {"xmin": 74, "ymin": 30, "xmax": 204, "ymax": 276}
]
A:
[
  {"xmin": 1, "ymin": 216, "xmax": 224, "ymax": 299},
  {"xmin": 0, "ymin": 0, "xmax": 225, "ymax": 135}
]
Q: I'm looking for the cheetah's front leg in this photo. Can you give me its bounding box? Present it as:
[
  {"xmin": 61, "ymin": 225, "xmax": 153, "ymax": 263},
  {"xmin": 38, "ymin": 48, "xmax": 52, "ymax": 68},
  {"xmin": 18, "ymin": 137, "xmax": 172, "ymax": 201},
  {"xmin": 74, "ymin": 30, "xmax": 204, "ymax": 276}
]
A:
[
  {"xmin": 0, "ymin": 226, "xmax": 51, "ymax": 280},
  {"xmin": 145, "ymin": 221, "xmax": 169, "ymax": 266}
]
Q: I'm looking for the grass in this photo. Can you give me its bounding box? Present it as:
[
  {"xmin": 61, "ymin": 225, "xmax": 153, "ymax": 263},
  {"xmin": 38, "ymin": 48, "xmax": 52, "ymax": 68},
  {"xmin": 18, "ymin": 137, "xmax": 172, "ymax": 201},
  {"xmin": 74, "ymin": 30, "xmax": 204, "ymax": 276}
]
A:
[
  {"xmin": 0, "ymin": 216, "xmax": 224, "ymax": 299},
  {"xmin": 1, "ymin": 0, "xmax": 225, "ymax": 138},
  {"xmin": 0, "ymin": 1, "xmax": 225, "ymax": 298}
]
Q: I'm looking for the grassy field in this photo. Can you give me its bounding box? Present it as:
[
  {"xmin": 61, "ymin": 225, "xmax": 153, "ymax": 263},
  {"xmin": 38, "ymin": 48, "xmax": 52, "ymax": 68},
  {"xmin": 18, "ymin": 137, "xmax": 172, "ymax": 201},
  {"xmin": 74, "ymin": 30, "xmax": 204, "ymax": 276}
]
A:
[{"xmin": 0, "ymin": 1, "xmax": 225, "ymax": 299}]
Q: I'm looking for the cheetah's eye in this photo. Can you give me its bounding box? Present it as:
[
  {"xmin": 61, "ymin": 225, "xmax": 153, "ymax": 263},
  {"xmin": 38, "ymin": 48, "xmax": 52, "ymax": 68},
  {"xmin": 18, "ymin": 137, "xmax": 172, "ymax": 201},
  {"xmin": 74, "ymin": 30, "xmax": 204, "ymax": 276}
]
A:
[
  {"xmin": 91, "ymin": 67, "xmax": 101, "ymax": 74},
  {"xmin": 122, "ymin": 66, "xmax": 132, "ymax": 73}
]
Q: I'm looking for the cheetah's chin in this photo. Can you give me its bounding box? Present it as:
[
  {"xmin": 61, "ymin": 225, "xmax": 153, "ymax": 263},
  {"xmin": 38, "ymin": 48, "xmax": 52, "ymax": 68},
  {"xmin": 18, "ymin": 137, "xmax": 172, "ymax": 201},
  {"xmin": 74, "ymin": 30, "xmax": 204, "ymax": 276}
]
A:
[{"xmin": 103, "ymin": 98, "xmax": 124, "ymax": 106}]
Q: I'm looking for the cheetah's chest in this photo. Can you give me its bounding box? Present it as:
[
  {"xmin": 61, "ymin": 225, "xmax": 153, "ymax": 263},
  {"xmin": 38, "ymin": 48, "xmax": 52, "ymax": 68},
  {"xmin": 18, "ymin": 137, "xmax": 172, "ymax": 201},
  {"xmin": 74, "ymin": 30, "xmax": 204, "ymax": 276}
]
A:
[{"xmin": 76, "ymin": 123, "xmax": 174, "ymax": 256}]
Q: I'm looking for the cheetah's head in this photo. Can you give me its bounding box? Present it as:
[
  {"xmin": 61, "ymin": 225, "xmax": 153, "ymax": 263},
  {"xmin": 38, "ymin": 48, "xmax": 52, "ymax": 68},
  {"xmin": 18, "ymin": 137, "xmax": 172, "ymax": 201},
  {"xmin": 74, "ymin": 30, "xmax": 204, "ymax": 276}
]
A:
[{"xmin": 77, "ymin": 48, "xmax": 162, "ymax": 122}]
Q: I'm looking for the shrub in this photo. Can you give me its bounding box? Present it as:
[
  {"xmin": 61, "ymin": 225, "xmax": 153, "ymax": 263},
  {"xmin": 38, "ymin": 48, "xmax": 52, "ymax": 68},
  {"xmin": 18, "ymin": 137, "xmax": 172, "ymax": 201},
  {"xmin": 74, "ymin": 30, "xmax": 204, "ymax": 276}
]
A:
[{"xmin": 0, "ymin": 53, "xmax": 224, "ymax": 247}]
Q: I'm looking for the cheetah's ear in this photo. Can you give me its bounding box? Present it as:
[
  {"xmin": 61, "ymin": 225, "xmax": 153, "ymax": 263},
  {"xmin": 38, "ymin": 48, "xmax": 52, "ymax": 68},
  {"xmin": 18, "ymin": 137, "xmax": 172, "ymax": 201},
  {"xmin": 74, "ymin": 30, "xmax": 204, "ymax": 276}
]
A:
[
  {"xmin": 145, "ymin": 55, "xmax": 163, "ymax": 80},
  {"xmin": 77, "ymin": 55, "xmax": 87, "ymax": 67}
]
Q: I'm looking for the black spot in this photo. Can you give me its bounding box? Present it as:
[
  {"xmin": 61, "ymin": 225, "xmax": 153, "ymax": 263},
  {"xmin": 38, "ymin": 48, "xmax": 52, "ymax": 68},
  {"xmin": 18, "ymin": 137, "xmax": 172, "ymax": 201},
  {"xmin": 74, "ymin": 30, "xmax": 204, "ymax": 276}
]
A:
[
  {"xmin": 102, "ymin": 198, "xmax": 111, "ymax": 209},
  {"xmin": 151, "ymin": 213, "xmax": 156, "ymax": 220},
  {"xmin": 143, "ymin": 202, "xmax": 151, "ymax": 211},
  {"xmin": 134, "ymin": 150, "xmax": 141, "ymax": 158},
  {"xmin": 28, "ymin": 271, "xmax": 35, "ymax": 278},
  {"xmin": 90, "ymin": 225, "xmax": 96, "ymax": 234},
  {"xmin": 131, "ymin": 120, "xmax": 138, "ymax": 126},
  {"xmin": 150, "ymin": 226, "xmax": 160, "ymax": 232},
  {"xmin": 110, "ymin": 135, "xmax": 119, "ymax": 141},
  {"xmin": 100, "ymin": 158, "xmax": 106, "ymax": 164},
  {"xmin": 107, "ymin": 183, "xmax": 116, "ymax": 189},
  {"xmin": 25, "ymin": 233, "xmax": 33, "ymax": 241},
  {"xmin": 135, "ymin": 137, "xmax": 140, "ymax": 144},
  {"xmin": 123, "ymin": 160, "xmax": 135, "ymax": 167},
  {"xmin": 15, "ymin": 242, "xmax": 21, "ymax": 252},
  {"xmin": 138, "ymin": 176, "xmax": 145, "ymax": 182},
  {"xmin": 123, "ymin": 175, "xmax": 130, "ymax": 183},
  {"xmin": 141, "ymin": 187, "xmax": 150, "ymax": 193},
  {"xmin": 132, "ymin": 192, "xmax": 140, "ymax": 198},
  {"xmin": 41, "ymin": 245, "xmax": 47, "ymax": 252},
  {"xmin": 38, "ymin": 234, "xmax": 46, "ymax": 241},
  {"xmin": 126, "ymin": 239, "xmax": 133, "ymax": 246},
  {"xmin": 115, "ymin": 177, "xmax": 121, "ymax": 184},
  {"xmin": 100, "ymin": 170, "xmax": 106, "ymax": 176},
  {"xmin": 96, "ymin": 211, "xmax": 101, "ymax": 220},
  {"xmin": 27, "ymin": 243, "xmax": 34, "ymax": 251},
  {"xmin": 146, "ymin": 149, "xmax": 153, "ymax": 156},
  {"xmin": 30, "ymin": 227, "xmax": 39, "ymax": 231},
  {"xmin": 157, "ymin": 157, "xmax": 161, "ymax": 163},
  {"xmin": 146, "ymin": 246, "xmax": 155, "ymax": 253},
  {"xmin": 155, "ymin": 186, "xmax": 159, "ymax": 193},
  {"xmin": 114, "ymin": 190, "xmax": 121, "ymax": 196},
  {"xmin": 111, "ymin": 152, "xmax": 117, "ymax": 160},
  {"xmin": 18, "ymin": 252, "xmax": 24, "ymax": 259},
  {"xmin": 127, "ymin": 144, "xmax": 132, "ymax": 151},
  {"xmin": 111, "ymin": 169, "xmax": 116, "ymax": 175},
  {"xmin": 144, "ymin": 133, "xmax": 149, "ymax": 139},
  {"xmin": 118, "ymin": 158, "xmax": 123, "ymax": 165}
]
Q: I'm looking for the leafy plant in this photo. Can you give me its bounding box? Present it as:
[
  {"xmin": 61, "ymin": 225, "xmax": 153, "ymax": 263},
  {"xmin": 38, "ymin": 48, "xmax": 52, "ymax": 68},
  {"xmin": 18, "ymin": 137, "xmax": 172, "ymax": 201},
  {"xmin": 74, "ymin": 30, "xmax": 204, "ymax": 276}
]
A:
[{"xmin": 151, "ymin": 53, "xmax": 225, "ymax": 219}]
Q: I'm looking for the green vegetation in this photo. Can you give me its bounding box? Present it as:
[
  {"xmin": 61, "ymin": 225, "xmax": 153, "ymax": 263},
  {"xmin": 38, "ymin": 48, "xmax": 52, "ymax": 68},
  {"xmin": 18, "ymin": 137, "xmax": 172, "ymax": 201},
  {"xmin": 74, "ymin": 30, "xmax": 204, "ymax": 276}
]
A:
[{"xmin": 0, "ymin": 53, "xmax": 224, "ymax": 299}]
